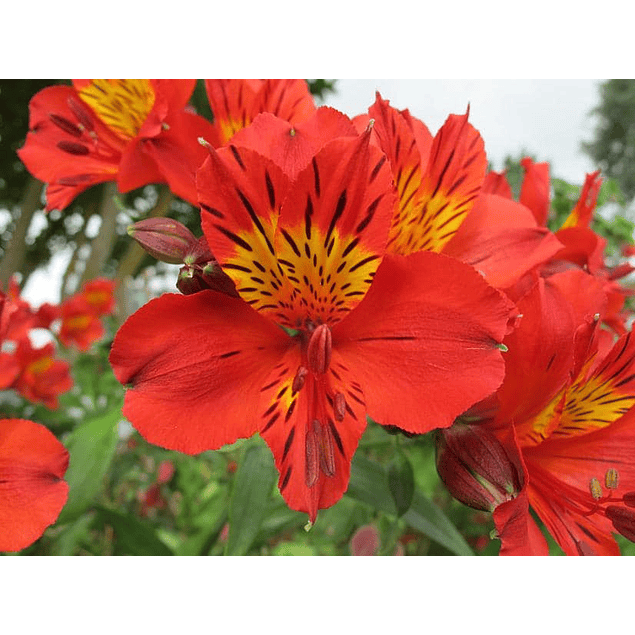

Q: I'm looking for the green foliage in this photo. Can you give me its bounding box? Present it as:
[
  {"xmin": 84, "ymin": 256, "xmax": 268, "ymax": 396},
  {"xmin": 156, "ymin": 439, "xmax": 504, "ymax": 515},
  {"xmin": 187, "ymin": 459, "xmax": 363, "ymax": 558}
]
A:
[{"xmin": 582, "ymin": 80, "xmax": 635, "ymax": 201}]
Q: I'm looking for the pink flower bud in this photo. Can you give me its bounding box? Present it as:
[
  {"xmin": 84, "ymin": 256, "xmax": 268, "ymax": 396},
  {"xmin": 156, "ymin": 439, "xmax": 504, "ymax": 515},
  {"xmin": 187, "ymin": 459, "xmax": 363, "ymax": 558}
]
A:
[
  {"xmin": 436, "ymin": 422, "xmax": 523, "ymax": 512},
  {"xmin": 128, "ymin": 218, "xmax": 198, "ymax": 265}
]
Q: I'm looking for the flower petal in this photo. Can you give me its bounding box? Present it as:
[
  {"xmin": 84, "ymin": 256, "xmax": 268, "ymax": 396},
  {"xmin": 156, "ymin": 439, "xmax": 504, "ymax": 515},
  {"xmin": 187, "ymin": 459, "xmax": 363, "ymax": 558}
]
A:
[
  {"xmin": 332, "ymin": 251, "xmax": 517, "ymax": 433},
  {"xmin": 109, "ymin": 291, "xmax": 292, "ymax": 454},
  {"xmin": 258, "ymin": 346, "xmax": 367, "ymax": 521},
  {"xmin": 0, "ymin": 419, "xmax": 69, "ymax": 552}
]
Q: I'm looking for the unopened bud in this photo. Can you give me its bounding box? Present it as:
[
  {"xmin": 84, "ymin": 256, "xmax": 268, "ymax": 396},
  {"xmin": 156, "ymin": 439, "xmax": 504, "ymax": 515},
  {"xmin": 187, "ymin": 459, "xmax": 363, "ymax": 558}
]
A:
[
  {"xmin": 129, "ymin": 218, "xmax": 198, "ymax": 265},
  {"xmin": 436, "ymin": 422, "xmax": 523, "ymax": 512},
  {"xmin": 605, "ymin": 468, "xmax": 619, "ymax": 490},
  {"xmin": 307, "ymin": 324, "xmax": 332, "ymax": 375},
  {"xmin": 605, "ymin": 505, "xmax": 635, "ymax": 543}
]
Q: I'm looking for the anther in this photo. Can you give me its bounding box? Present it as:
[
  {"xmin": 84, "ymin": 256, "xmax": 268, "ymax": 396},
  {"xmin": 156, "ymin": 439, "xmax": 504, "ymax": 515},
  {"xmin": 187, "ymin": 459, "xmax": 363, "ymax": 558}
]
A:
[
  {"xmin": 67, "ymin": 97, "xmax": 94, "ymax": 132},
  {"xmin": 589, "ymin": 477, "xmax": 603, "ymax": 500},
  {"xmin": 307, "ymin": 324, "xmax": 332, "ymax": 375},
  {"xmin": 605, "ymin": 468, "xmax": 619, "ymax": 490},
  {"xmin": 305, "ymin": 422, "xmax": 319, "ymax": 488},
  {"xmin": 292, "ymin": 366, "xmax": 308, "ymax": 394},
  {"xmin": 333, "ymin": 392, "xmax": 347, "ymax": 422},
  {"xmin": 57, "ymin": 140, "xmax": 90, "ymax": 156},
  {"xmin": 316, "ymin": 419, "xmax": 336, "ymax": 478},
  {"xmin": 49, "ymin": 113, "xmax": 82, "ymax": 138}
]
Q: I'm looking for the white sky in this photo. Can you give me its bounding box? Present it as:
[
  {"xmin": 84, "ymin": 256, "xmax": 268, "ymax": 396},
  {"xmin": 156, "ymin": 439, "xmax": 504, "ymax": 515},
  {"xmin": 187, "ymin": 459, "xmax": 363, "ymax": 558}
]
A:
[
  {"xmin": 17, "ymin": 78, "xmax": 608, "ymax": 306},
  {"xmin": 325, "ymin": 79, "xmax": 603, "ymax": 183}
]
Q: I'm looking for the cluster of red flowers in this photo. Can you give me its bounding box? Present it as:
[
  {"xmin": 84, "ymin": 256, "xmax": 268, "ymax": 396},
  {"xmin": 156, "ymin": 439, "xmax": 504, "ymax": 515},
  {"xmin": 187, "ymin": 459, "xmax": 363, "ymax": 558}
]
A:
[
  {"xmin": 0, "ymin": 276, "xmax": 115, "ymax": 550},
  {"xmin": 6, "ymin": 79, "xmax": 635, "ymax": 555}
]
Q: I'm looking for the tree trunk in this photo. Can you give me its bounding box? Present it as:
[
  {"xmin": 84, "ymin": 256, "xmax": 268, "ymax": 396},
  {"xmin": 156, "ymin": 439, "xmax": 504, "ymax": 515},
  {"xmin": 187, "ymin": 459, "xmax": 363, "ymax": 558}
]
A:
[{"xmin": 0, "ymin": 177, "xmax": 44, "ymax": 288}]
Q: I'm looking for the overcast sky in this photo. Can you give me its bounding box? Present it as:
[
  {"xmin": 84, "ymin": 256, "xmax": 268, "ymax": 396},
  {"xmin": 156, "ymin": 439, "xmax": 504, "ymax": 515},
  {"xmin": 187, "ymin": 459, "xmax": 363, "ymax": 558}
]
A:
[{"xmin": 324, "ymin": 79, "xmax": 603, "ymax": 184}]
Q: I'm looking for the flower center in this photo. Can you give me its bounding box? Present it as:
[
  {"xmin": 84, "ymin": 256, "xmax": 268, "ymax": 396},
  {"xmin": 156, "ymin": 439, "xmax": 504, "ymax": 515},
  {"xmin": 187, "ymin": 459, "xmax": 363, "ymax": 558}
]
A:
[{"xmin": 78, "ymin": 79, "xmax": 156, "ymax": 140}]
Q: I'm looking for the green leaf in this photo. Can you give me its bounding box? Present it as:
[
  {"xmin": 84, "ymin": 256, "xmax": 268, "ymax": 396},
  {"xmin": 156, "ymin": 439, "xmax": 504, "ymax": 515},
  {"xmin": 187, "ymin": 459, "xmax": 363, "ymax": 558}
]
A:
[
  {"xmin": 57, "ymin": 405, "xmax": 122, "ymax": 523},
  {"xmin": 387, "ymin": 450, "xmax": 415, "ymax": 517},
  {"xmin": 225, "ymin": 441, "xmax": 277, "ymax": 555},
  {"xmin": 95, "ymin": 506, "xmax": 173, "ymax": 556},
  {"xmin": 348, "ymin": 454, "xmax": 474, "ymax": 556}
]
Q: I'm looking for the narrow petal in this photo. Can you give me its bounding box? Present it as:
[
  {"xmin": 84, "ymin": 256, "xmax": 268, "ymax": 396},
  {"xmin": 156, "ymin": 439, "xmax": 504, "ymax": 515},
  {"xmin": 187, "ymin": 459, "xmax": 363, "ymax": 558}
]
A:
[
  {"xmin": 481, "ymin": 170, "xmax": 513, "ymax": 198},
  {"xmin": 333, "ymin": 251, "xmax": 517, "ymax": 433},
  {"xmin": 493, "ymin": 489, "xmax": 550, "ymax": 555},
  {"xmin": 560, "ymin": 171, "xmax": 602, "ymax": 230},
  {"xmin": 109, "ymin": 291, "xmax": 292, "ymax": 454},
  {"xmin": 258, "ymin": 346, "xmax": 367, "ymax": 521},
  {"xmin": 0, "ymin": 419, "xmax": 69, "ymax": 552},
  {"xmin": 519, "ymin": 158, "xmax": 550, "ymax": 226}
]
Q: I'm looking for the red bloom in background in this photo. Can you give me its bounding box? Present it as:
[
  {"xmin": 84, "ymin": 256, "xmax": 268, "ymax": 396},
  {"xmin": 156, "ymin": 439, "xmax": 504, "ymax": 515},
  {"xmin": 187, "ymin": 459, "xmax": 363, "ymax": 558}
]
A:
[
  {"xmin": 79, "ymin": 278, "xmax": 116, "ymax": 317},
  {"xmin": 11, "ymin": 340, "xmax": 73, "ymax": 409},
  {"xmin": 0, "ymin": 418, "xmax": 69, "ymax": 552},
  {"xmin": 110, "ymin": 122, "xmax": 516, "ymax": 521},
  {"xmin": 57, "ymin": 296, "xmax": 105, "ymax": 352},
  {"xmin": 356, "ymin": 95, "xmax": 562, "ymax": 291},
  {"xmin": 18, "ymin": 79, "xmax": 216, "ymax": 210},
  {"xmin": 204, "ymin": 79, "xmax": 316, "ymax": 148}
]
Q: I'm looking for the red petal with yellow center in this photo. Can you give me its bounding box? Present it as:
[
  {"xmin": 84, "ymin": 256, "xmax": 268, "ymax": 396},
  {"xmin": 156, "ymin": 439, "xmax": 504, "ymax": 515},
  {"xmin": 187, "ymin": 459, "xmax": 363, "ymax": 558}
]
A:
[
  {"xmin": 229, "ymin": 108, "xmax": 357, "ymax": 180},
  {"xmin": 496, "ymin": 269, "xmax": 607, "ymax": 446},
  {"xmin": 366, "ymin": 94, "xmax": 430, "ymax": 250},
  {"xmin": 0, "ymin": 418, "xmax": 69, "ymax": 552},
  {"xmin": 385, "ymin": 109, "xmax": 487, "ymax": 255},
  {"xmin": 258, "ymin": 345, "xmax": 367, "ymax": 522},
  {"xmin": 198, "ymin": 144, "xmax": 294, "ymax": 322},
  {"xmin": 332, "ymin": 251, "xmax": 517, "ymax": 434},
  {"xmin": 519, "ymin": 157, "xmax": 550, "ymax": 226},
  {"xmin": 549, "ymin": 331, "xmax": 635, "ymax": 439},
  {"xmin": 199, "ymin": 130, "xmax": 396, "ymax": 329},
  {"xmin": 109, "ymin": 291, "xmax": 292, "ymax": 454},
  {"xmin": 443, "ymin": 193, "xmax": 564, "ymax": 289},
  {"xmin": 273, "ymin": 130, "xmax": 396, "ymax": 328}
]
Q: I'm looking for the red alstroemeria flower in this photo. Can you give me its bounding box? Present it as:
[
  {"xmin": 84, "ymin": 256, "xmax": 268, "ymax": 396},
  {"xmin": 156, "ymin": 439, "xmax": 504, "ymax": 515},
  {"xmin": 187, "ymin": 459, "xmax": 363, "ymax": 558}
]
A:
[
  {"xmin": 18, "ymin": 79, "xmax": 216, "ymax": 210},
  {"xmin": 204, "ymin": 79, "xmax": 316, "ymax": 148},
  {"xmin": 484, "ymin": 269, "xmax": 635, "ymax": 554},
  {"xmin": 57, "ymin": 295, "xmax": 105, "ymax": 352},
  {"xmin": 110, "ymin": 125, "xmax": 516, "ymax": 521},
  {"xmin": 79, "ymin": 278, "xmax": 116, "ymax": 317},
  {"xmin": 11, "ymin": 340, "xmax": 73, "ymax": 409},
  {"xmin": 355, "ymin": 95, "xmax": 562, "ymax": 290},
  {"xmin": 0, "ymin": 418, "xmax": 69, "ymax": 552}
]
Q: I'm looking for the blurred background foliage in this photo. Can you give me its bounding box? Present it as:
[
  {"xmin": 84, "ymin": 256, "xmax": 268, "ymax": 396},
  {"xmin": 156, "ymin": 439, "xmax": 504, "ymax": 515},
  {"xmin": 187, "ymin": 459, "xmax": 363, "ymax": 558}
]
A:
[{"xmin": 1, "ymin": 79, "xmax": 635, "ymax": 556}]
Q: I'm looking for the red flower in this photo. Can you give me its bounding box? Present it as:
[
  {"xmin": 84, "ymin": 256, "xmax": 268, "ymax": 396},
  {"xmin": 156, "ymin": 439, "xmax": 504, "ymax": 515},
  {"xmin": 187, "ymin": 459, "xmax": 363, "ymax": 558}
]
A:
[
  {"xmin": 110, "ymin": 123, "xmax": 516, "ymax": 521},
  {"xmin": 204, "ymin": 79, "xmax": 316, "ymax": 148},
  {"xmin": 57, "ymin": 296, "xmax": 105, "ymax": 352},
  {"xmin": 356, "ymin": 95, "xmax": 562, "ymax": 291},
  {"xmin": 18, "ymin": 80, "xmax": 216, "ymax": 210},
  {"xmin": 482, "ymin": 270, "xmax": 635, "ymax": 555},
  {"xmin": 79, "ymin": 278, "xmax": 116, "ymax": 317},
  {"xmin": 0, "ymin": 418, "xmax": 69, "ymax": 552},
  {"xmin": 11, "ymin": 340, "xmax": 73, "ymax": 409}
]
